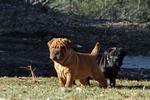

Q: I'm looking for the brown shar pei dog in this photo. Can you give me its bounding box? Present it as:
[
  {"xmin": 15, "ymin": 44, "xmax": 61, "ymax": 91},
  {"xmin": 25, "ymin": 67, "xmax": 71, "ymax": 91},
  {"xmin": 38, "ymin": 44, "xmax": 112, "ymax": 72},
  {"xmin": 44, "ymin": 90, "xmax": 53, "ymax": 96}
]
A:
[{"xmin": 47, "ymin": 38, "xmax": 107, "ymax": 88}]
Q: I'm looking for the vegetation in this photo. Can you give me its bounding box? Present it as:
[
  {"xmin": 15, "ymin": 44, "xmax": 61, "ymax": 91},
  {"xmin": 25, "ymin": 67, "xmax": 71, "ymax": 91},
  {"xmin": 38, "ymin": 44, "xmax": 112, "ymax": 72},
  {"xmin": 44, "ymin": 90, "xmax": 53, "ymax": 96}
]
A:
[
  {"xmin": 48, "ymin": 0, "xmax": 150, "ymax": 22},
  {"xmin": 0, "ymin": 77, "xmax": 150, "ymax": 100}
]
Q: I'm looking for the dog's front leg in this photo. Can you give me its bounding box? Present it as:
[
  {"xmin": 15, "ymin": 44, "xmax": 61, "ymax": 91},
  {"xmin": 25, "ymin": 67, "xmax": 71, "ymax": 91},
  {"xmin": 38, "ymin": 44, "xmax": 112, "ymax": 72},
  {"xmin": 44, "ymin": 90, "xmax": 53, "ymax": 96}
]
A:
[
  {"xmin": 58, "ymin": 76, "xmax": 66, "ymax": 87},
  {"xmin": 65, "ymin": 74, "xmax": 73, "ymax": 87},
  {"xmin": 110, "ymin": 77, "xmax": 115, "ymax": 87}
]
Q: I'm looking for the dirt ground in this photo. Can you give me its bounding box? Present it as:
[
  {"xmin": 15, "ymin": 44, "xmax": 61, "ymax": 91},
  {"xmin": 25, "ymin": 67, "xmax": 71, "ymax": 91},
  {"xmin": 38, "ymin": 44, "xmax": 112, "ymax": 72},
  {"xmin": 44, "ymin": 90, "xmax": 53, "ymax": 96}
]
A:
[{"xmin": 0, "ymin": 26, "xmax": 150, "ymax": 80}]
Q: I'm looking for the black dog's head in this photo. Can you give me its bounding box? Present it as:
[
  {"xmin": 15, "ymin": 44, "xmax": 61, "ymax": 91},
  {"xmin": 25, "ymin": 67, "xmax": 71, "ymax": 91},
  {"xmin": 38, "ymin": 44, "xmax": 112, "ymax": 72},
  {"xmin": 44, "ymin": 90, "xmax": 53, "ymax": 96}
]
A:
[{"xmin": 104, "ymin": 47, "xmax": 127, "ymax": 67}]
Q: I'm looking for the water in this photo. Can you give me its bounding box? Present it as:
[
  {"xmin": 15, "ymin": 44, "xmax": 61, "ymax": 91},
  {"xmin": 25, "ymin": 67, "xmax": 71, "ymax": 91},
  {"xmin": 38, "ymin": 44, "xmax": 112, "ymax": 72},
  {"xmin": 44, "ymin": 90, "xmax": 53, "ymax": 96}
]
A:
[{"xmin": 122, "ymin": 56, "xmax": 150, "ymax": 69}]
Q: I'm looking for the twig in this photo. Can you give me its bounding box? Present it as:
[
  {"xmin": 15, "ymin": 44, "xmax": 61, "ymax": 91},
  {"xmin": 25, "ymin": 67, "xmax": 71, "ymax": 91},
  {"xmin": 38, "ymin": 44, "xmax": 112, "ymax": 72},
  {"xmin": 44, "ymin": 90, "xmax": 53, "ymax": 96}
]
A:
[
  {"xmin": 20, "ymin": 65, "xmax": 37, "ymax": 83},
  {"xmin": 29, "ymin": 65, "xmax": 36, "ymax": 83},
  {"xmin": 117, "ymin": 90, "xmax": 130, "ymax": 98},
  {"xmin": 20, "ymin": 66, "xmax": 30, "ymax": 70},
  {"xmin": 28, "ymin": 67, "xmax": 37, "ymax": 77},
  {"xmin": 117, "ymin": 86, "xmax": 145, "ymax": 99}
]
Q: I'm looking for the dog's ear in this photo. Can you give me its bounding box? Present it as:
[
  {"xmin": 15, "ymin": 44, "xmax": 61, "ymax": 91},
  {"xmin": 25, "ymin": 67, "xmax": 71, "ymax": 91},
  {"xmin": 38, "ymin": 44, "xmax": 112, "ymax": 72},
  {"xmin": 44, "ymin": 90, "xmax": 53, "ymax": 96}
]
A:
[
  {"xmin": 47, "ymin": 38, "xmax": 55, "ymax": 47},
  {"xmin": 122, "ymin": 49, "xmax": 127, "ymax": 57},
  {"xmin": 105, "ymin": 48, "xmax": 111, "ymax": 54},
  {"xmin": 109, "ymin": 47, "xmax": 117, "ymax": 52},
  {"xmin": 63, "ymin": 38, "xmax": 72, "ymax": 49},
  {"xmin": 104, "ymin": 50, "xmax": 109, "ymax": 55}
]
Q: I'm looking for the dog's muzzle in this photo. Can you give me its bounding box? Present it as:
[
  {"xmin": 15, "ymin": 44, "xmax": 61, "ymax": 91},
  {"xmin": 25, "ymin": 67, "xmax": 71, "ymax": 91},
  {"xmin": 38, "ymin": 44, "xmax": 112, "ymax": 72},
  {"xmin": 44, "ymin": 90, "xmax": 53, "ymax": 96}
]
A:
[
  {"xmin": 52, "ymin": 50, "xmax": 60, "ymax": 60},
  {"xmin": 54, "ymin": 51, "xmax": 59, "ymax": 56}
]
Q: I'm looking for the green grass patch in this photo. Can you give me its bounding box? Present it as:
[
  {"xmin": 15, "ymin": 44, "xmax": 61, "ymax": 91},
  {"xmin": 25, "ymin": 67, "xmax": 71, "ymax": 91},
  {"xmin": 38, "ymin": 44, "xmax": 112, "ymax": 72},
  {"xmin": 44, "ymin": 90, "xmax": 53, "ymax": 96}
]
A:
[{"xmin": 0, "ymin": 77, "xmax": 150, "ymax": 100}]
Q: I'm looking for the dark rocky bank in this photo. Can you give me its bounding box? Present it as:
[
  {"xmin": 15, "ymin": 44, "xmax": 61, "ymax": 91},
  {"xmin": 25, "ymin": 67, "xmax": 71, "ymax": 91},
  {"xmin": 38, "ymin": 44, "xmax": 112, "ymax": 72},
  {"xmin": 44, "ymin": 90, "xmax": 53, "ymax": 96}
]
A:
[{"xmin": 0, "ymin": 1, "xmax": 150, "ymax": 80}]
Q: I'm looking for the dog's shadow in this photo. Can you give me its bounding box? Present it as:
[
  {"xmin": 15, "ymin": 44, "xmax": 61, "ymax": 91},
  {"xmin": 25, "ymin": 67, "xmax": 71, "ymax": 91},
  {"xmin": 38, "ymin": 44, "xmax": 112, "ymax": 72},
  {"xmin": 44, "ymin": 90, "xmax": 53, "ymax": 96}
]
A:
[{"xmin": 115, "ymin": 85, "xmax": 150, "ymax": 89}]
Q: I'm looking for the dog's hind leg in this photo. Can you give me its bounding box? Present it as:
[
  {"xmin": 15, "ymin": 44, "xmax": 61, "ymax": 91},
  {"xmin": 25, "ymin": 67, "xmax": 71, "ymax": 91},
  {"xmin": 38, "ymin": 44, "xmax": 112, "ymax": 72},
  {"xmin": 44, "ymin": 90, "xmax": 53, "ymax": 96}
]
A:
[
  {"xmin": 93, "ymin": 77, "xmax": 107, "ymax": 89},
  {"xmin": 78, "ymin": 78, "xmax": 90, "ymax": 88},
  {"xmin": 91, "ymin": 70, "xmax": 107, "ymax": 89}
]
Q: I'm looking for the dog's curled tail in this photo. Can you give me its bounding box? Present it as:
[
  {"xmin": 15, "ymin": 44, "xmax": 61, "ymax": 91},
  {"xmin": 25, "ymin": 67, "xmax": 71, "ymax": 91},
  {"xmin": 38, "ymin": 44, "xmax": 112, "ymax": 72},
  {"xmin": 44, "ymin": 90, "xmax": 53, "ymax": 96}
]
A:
[{"xmin": 91, "ymin": 42, "xmax": 100, "ymax": 60}]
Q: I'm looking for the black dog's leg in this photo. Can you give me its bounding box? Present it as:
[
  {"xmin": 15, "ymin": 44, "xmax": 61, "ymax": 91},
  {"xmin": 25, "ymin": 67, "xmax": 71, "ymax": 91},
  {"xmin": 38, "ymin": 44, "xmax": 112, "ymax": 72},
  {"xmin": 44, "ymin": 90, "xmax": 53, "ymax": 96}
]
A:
[
  {"xmin": 87, "ymin": 77, "xmax": 91, "ymax": 86},
  {"xmin": 109, "ymin": 77, "xmax": 116, "ymax": 88},
  {"xmin": 73, "ymin": 80, "xmax": 76, "ymax": 85}
]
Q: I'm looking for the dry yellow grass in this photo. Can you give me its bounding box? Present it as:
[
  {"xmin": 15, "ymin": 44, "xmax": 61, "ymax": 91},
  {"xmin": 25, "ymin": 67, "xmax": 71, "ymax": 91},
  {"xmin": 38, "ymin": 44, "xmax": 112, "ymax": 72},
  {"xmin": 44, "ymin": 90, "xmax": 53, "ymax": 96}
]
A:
[{"xmin": 0, "ymin": 77, "xmax": 149, "ymax": 100}]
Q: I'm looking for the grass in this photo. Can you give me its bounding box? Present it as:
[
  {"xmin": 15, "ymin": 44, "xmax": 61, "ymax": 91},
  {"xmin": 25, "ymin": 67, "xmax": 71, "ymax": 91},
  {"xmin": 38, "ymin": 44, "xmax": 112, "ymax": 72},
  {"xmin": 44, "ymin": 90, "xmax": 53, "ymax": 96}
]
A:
[{"xmin": 0, "ymin": 77, "xmax": 150, "ymax": 100}]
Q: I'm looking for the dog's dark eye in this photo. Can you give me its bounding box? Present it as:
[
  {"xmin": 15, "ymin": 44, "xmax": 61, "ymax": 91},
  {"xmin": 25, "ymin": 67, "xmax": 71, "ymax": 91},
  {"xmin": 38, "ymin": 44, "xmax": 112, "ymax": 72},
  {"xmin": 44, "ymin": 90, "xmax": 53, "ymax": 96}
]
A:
[{"xmin": 61, "ymin": 47, "xmax": 64, "ymax": 50}]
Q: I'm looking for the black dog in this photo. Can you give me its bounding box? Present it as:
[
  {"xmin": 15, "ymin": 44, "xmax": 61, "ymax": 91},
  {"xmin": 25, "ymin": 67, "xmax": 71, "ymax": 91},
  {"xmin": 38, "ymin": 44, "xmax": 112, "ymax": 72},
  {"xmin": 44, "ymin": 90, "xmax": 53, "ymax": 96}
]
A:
[
  {"xmin": 73, "ymin": 46, "xmax": 127, "ymax": 87},
  {"xmin": 97, "ymin": 47, "xmax": 127, "ymax": 87}
]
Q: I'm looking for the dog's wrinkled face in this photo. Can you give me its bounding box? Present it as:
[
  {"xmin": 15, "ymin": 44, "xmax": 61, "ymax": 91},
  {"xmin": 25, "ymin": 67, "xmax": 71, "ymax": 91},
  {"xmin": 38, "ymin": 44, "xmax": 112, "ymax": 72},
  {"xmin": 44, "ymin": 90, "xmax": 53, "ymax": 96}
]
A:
[
  {"xmin": 104, "ymin": 47, "xmax": 127, "ymax": 67},
  {"xmin": 47, "ymin": 38, "xmax": 72, "ymax": 63}
]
